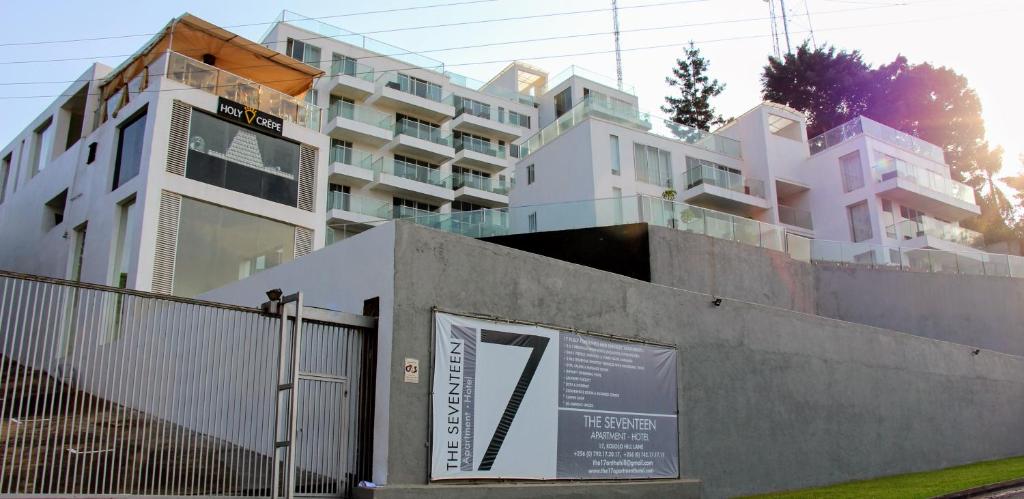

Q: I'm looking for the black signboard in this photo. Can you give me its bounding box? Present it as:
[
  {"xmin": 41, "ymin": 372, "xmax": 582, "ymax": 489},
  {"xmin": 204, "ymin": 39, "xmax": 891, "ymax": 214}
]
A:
[{"xmin": 216, "ymin": 97, "xmax": 284, "ymax": 136}]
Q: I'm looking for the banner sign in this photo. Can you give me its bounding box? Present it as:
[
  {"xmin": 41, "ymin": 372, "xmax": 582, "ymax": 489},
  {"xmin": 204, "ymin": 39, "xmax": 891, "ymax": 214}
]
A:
[
  {"xmin": 216, "ymin": 97, "xmax": 284, "ymax": 136},
  {"xmin": 431, "ymin": 312, "xmax": 679, "ymax": 480}
]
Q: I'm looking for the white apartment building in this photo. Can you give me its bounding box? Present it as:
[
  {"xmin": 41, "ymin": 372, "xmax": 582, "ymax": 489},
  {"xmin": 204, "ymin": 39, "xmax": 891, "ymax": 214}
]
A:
[
  {"xmin": 0, "ymin": 12, "xmax": 539, "ymax": 297},
  {"xmin": 510, "ymin": 68, "xmax": 983, "ymax": 258},
  {"xmin": 0, "ymin": 10, "xmax": 985, "ymax": 299}
]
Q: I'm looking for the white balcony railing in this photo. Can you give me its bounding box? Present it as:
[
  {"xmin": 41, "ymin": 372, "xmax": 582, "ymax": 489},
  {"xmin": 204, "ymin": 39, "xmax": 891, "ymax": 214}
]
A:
[
  {"xmin": 887, "ymin": 216, "xmax": 984, "ymax": 248},
  {"xmin": 872, "ymin": 158, "xmax": 976, "ymax": 205}
]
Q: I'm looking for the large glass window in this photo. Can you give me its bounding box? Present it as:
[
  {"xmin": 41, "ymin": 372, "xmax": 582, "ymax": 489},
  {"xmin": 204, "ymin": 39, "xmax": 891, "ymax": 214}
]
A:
[
  {"xmin": 634, "ymin": 143, "xmax": 672, "ymax": 187},
  {"xmin": 0, "ymin": 153, "xmax": 11, "ymax": 204},
  {"xmin": 31, "ymin": 118, "xmax": 54, "ymax": 176},
  {"xmin": 113, "ymin": 109, "xmax": 147, "ymax": 190},
  {"xmin": 848, "ymin": 201, "xmax": 873, "ymax": 242},
  {"xmin": 287, "ymin": 38, "xmax": 322, "ymax": 68},
  {"xmin": 112, "ymin": 199, "xmax": 139, "ymax": 287},
  {"xmin": 173, "ymin": 197, "xmax": 296, "ymax": 297},
  {"xmin": 554, "ymin": 87, "xmax": 572, "ymax": 118},
  {"xmin": 840, "ymin": 151, "xmax": 864, "ymax": 193},
  {"xmin": 610, "ymin": 135, "xmax": 620, "ymax": 175},
  {"xmin": 186, "ymin": 110, "xmax": 300, "ymax": 207},
  {"xmin": 508, "ymin": 110, "xmax": 531, "ymax": 129},
  {"xmin": 396, "ymin": 73, "xmax": 442, "ymax": 101}
]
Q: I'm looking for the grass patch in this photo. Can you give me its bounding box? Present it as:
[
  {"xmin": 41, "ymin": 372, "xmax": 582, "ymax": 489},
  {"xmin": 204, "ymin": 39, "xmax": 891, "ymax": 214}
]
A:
[{"xmin": 743, "ymin": 456, "xmax": 1024, "ymax": 499}]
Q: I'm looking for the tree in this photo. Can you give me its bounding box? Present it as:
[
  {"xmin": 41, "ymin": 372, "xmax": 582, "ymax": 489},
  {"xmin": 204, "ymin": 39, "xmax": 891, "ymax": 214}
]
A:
[
  {"xmin": 662, "ymin": 41, "xmax": 725, "ymax": 130},
  {"xmin": 762, "ymin": 43, "xmax": 1014, "ymax": 244}
]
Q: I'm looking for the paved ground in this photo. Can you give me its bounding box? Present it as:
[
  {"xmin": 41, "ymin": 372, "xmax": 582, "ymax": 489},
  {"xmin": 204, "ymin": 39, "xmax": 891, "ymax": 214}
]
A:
[{"xmin": 980, "ymin": 485, "xmax": 1024, "ymax": 498}]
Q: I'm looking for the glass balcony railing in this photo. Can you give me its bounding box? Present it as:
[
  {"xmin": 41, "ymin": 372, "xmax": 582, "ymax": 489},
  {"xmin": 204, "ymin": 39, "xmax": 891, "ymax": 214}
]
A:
[
  {"xmin": 326, "ymin": 191, "xmax": 392, "ymax": 218},
  {"xmin": 327, "ymin": 100, "xmax": 394, "ymax": 131},
  {"xmin": 453, "ymin": 171, "xmax": 512, "ymax": 195},
  {"xmin": 544, "ymin": 65, "xmax": 637, "ymax": 96},
  {"xmin": 329, "ymin": 146, "xmax": 377, "ymax": 171},
  {"xmin": 685, "ymin": 164, "xmax": 766, "ymax": 198},
  {"xmin": 887, "ymin": 216, "xmax": 984, "ymax": 248},
  {"xmin": 377, "ymin": 71, "xmax": 444, "ymax": 102},
  {"xmin": 809, "ymin": 116, "xmax": 945, "ymax": 163},
  {"xmin": 330, "ymin": 58, "xmax": 374, "ymax": 82},
  {"xmin": 454, "ymin": 136, "xmax": 506, "ymax": 159},
  {"xmin": 392, "ymin": 205, "xmax": 439, "ymax": 220},
  {"xmin": 165, "ymin": 51, "xmax": 322, "ymax": 132},
  {"xmin": 395, "ymin": 119, "xmax": 452, "ymax": 147},
  {"xmin": 520, "ymin": 94, "xmax": 740, "ymax": 159},
  {"xmin": 328, "ymin": 192, "xmax": 1024, "ymax": 280},
  {"xmin": 872, "ymin": 159, "xmax": 976, "ymax": 205},
  {"xmin": 778, "ymin": 204, "xmax": 813, "ymax": 230},
  {"xmin": 384, "ymin": 160, "xmax": 450, "ymax": 188},
  {"xmin": 444, "ymin": 72, "xmax": 534, "ymax": 105}
]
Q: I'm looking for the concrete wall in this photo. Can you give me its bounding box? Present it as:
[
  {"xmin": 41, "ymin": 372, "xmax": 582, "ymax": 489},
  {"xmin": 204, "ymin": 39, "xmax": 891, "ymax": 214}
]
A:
[
  {"xmin": 648, "ymin": 225, "xmax": 816, "ymax": 314},
  {"xmin": 815, "ymin": 265, "xmax": 1024, "ymax": 357},
  {"xmin": 383, "ymin": 222, "xmax": 1024, "ymax": 498}
]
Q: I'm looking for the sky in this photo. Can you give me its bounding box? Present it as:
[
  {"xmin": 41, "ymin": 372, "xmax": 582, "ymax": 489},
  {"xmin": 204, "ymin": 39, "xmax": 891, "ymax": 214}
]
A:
[{"xmin": 1, "ymin": 0, "xmax": 1021, "ymax": 181}]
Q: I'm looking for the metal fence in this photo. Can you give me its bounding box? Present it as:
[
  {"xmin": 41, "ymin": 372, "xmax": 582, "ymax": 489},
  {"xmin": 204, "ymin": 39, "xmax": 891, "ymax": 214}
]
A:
[{"xmin": 0, "ymin": 270, "xmax": 375, "ymax": 498}]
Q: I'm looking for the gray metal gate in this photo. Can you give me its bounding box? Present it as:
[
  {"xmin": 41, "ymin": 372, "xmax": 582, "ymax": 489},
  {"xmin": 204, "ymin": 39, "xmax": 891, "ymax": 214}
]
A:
[{"xmin": 0, "ymin": 270, "xmax": 376, "ymax": 498}]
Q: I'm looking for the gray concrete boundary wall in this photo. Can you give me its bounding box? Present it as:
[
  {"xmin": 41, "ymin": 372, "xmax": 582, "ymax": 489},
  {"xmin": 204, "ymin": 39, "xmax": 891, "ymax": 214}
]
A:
[
  {"xmin": 387, "ymin": 222, "xmax": 1024, "ymax": 498},
  {"xmin": 646, "ymin": 225, "xmax": 1024, "ymax": 356}
]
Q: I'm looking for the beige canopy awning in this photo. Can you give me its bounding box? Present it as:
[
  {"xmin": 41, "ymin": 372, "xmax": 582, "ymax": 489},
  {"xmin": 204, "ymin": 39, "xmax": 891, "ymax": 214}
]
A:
[{"xmin": 100, "ymin": 13, "xmax": 324, "ymax": 101}]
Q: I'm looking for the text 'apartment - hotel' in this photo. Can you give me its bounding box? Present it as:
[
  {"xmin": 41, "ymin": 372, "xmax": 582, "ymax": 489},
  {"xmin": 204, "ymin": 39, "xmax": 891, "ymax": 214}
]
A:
[{"xmin": 0, "ymin": 12, "xmax": 984, "ymax": 297}]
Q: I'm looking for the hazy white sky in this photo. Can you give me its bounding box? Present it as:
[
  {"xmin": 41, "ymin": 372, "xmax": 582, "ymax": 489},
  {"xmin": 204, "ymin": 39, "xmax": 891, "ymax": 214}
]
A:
[{"xmin": 1, "ymin": 0, "xmax": 1021, "ymax": 177}]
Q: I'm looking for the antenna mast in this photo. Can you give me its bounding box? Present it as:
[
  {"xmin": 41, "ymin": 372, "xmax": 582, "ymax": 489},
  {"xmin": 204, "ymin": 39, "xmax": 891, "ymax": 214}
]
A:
[
  {"xmin": 612, "ymin": 0, "xmax": 623, "ymax": 90},
  {"xmin": 765, "ymin": 0, "xmax": 781, "ymax": 59},
  {"xmin": 779, "ymin": 0, "xmax": 792, "ymax": 54}
]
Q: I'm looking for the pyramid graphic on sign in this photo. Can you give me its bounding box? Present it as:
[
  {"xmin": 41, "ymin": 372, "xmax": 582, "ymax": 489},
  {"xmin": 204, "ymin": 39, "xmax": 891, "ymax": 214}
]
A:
[{"xmin": 224, "ymin": 129, "xmax": 264, "ymax": 171}]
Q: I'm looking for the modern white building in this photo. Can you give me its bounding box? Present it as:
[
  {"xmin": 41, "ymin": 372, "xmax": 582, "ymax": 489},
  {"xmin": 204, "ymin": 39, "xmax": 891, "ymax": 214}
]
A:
[
  {"xmin": 0, "ymin": 12, "xmax": 543, "ymax": 297},
  {"xmin": 510, "ymin": 69, "xmax": 983, "ymax": 259},
  {"xmin": 0, "ymin": 11, "xmax": 987, "ymax": 298}
]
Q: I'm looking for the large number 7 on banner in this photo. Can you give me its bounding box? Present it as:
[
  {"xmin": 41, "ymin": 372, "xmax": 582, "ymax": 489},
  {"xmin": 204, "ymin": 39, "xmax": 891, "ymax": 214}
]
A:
[{"xmin": 477, "ymin": 330, "xmax": 550, "ymax": 471}]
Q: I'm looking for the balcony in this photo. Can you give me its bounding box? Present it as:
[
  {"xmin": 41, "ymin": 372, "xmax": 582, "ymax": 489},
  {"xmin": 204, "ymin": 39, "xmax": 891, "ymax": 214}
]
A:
[
  {"xmin": 453, "ymin": 171, "xmax": 511, "ymax": 207},
  {"xmin": 809, "ymin": 116, "xmax": 945, "ymax": 163},
  {"xmin": 325, "ymin": 101, "xmax": 394, "ymax": 146},
  {"xmin": 385, "ymin": 120, "xmax": 456, "ymax": 163},
  {"xmin": 328, "ymin": 146, "xmax": 378, "ymax": 185},
  {"xmin": 453, "ymin": 136, "xmax": 507, "ymax": 171},
  {"xmin": 681, "ymin": 164, "xmax": 769, "ymax": 213},
  {"xmin": 326, "ymin": 191, "xmax": 391, "ymax": 225},
  {"xmin": 373, "ymin": 159, "xmax": 454, "ymax": 203},
  {"xmin": 887, "ymin": 216, "xmax": 984, "ymax": 250},
  {"xmin": 520, "ymin": 94, "xmax": 740, "ymax": 159},
  {"xmin": 447, "ymin": 97, "xmax": 523, "ymax": 141},
  {"xmin": 328, "ymin": 59, "xmax": 375, "ymax": 99},
  {"xmin": 778, "ymin": 204, "xmax": 813, "ymax": 231},
  {"xmin": 872, "ymin": 159, "xmax": 980, "ymax": 220},
  {"xmin": 370, "ymin": 71, "xmax": 454, "ymax": 122},
  {"xmin": 165, "ymin": 51, "xmax": 322, "ymax": 132}
]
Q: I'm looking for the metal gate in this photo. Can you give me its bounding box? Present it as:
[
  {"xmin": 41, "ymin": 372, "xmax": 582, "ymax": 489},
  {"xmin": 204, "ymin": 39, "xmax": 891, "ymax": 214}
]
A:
[{"xmin": 0, "ymin": 270, "xmax": 376, "ymax": 498}]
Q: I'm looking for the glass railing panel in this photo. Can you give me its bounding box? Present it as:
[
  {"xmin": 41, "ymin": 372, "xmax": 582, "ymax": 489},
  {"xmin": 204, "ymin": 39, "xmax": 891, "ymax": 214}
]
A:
[
  {"xmin": 787, "ymin": 233, "xmax": 812, "ymax": 262},
  {"xmin": 327, "ymin": 101, "xmax": 394, "ymax": 130},
  {"xmin": 929, "ymin": 250, "xmax": 959, "ymax": 274},
  {"xmin": 732, "ymin": 217, "xmax": 761, "ymax": 247},
  {"xmin": 778, "ymin": 205, "xmax": 813, "ymax": 230},
  {"xmin": 957, "ymin": 252, "xmax": 987, "ymax": 276},
  {"xmin": 808, "ymin": 117, "xmax": 864, "ymax": 155},
  {"xmin": 329, "ymin": 146, "xmax": 374, "ymax": 169},
  {"xmin": 704, "ymin": 211, "xmax": 733, "ymax": 241},
  {"xmin": 395, "ymin": 120, "xmax": 452, "ymax": 146},
  {"xmin": 454, "ymin": 136, "xmax": 505, "ymax": 158},
  {"xmin": 330, "ymin": 59, "xmax": 374, "ymax": 82},
  {"xmin": 983, "ymin": 253, "xmax": 1011, "ymax": 277},
  {"xmin": 1008, "ymin": 255, "xmax": 1024, "ymax": 278},
  {"xmin": 165, "ymin": 52, "xmax": 322, "ymax": 132},
  {"xmin": 901, "ymin": 248, "xmax": 933, "ymax": 272},
  {"xmin": 453, "ymin": 172, "xmax": 511, "ymax": 194},
  {"xmin": 760, "ymin": 223, "xmax": 785, "ymax": 252},
  {"xmin": 860, "ymin": 117, "xmax": 945, "ymax": 163},
  {"xmin": 873, "ymin": 160, "xmax": 977, "ymax": 205},
  {"xmin": 810, "ymin": 240, "xmax": 844, "ymax": 263},
  {"xmin": 378, "ymin": 72, "xmax": 444, "ymax": 102},
  {"xmin": 326, "ymin": 191, "xmax": 392, "ymax": 218},
  {"xmin": 387, "ymin": 160, "xmax": 448, "ymax": 187}
]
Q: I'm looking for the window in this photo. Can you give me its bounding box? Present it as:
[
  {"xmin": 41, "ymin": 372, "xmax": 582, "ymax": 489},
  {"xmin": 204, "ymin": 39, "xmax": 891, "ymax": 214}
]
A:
[
  {"xmin": 0, "ymin": 153, "xmax": 11, "ymax": 204},
  {"xmin": 173, "ymin": 197, "xmax": 296, "ymax": 297},
  {"xmin": 62, "ymin": 86, "xmax": 88, "ymax": 151},
  {"xmin": 527, "ymin": 164, "xmax": 535, "ymax": 185},
  {"xmin": 610, "ymin": 135, "xmax": 621, "ymax": 175},
  {"xmin": 70, "ymin": 222, "xmax": 87, "ymax": 281},
  {"xmin": 44, "ymin": 189, "xmax": 68, "ymax": 228},
  {"xmin": 304, "ymin": 88, "xmax": 319, "ymax": 106},
  {"xmin": 881, "ymin": 199, "xmax": 895, "ymax": 238},
  {"xmin": 839, "ymin": 151, "xmax": 864, "ymax": 193},
  {"xmin": 112, "ymin": 198, "xmax": 139, "ymax": 288},
  {"xmin": 509, "ymin": 110, "xmax": 531, "ymax": 129},
  {"xmin": 328, "ymin": 184, "xmax": 351, "ymax": 211},
  {"xmin": 30, "ymin": 118, "xmax": 55, "ymax": 176},
  {"xmin": 612, "ymin": 187, "xmax": 623, "ymax": 225},
  {"xmin": 528, "ymin": 212, "xmax": 538, "ymax": 233},
  {"xmin": 453, "ymin": 96, "xmax": 491, "ymax": 118},
  {"xmin": 452, "ymin": 200, "xmax": 487, "ymax": 212},
  {"xmin": 329, "ymin": 95, "xmax": 354, "ymax": 120},
  {"xmin": 185, "ymin": 109, "xmax": 300, "ymax": 206},
  {"xmin": 847, "ymin": 201, "xmax": 873, "ymax": 242},
  {"xmin": 86, "ymin": 142, "xmax": 97, "ymax": 164},
  {"xmin": 287, "ymin": 38, "xmax": 321, "ymax": 67},
  {"xmin": 331, "ymin": 53, "xmax": 358, "ymax": 77},
  {"xmin": 554, "ymin": 87, "xmax": 572, "ymax": 118},
  {"xmin": 112, "ymin": 108, "xmax": 147, "ymax": 190},
  {"xmin": 396, "ymin": 114, "xmax": 442, "ymax": 142},
  {"xmin": 330, "ymin": 138, "xmax": 353, "ymax": 165},
  {"xmin": 393, "ymin": 155, "xmax": 440, "ymax": 184},
  {"xmin": 634, "ymin": 143, "xmax": 672, "ymax": 187}
]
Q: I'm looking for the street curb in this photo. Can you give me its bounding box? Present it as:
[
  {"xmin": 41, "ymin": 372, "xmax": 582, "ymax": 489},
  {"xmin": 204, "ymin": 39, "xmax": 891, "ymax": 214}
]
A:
[{"xmin": 932, "ymin": 477, "xmax": 1024, "ymax": 498}]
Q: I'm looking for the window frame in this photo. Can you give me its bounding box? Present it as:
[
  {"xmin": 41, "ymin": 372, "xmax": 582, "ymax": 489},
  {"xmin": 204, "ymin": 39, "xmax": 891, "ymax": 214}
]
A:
[{"xmin": 112, "ymin": 107, "xmax": 148, "ymax": 191}]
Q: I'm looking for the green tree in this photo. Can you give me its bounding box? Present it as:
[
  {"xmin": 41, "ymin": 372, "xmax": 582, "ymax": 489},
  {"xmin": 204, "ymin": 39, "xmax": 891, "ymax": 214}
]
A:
[
  {"xmin": 662, "ymin": 41, "xmax": 726, "ymax": 130},
  {"xmin": 762, "ymin": 43, "xmax": 1013, "ymax": 244}
]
